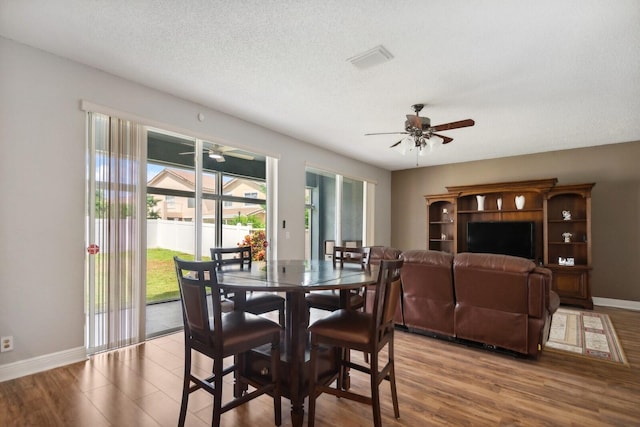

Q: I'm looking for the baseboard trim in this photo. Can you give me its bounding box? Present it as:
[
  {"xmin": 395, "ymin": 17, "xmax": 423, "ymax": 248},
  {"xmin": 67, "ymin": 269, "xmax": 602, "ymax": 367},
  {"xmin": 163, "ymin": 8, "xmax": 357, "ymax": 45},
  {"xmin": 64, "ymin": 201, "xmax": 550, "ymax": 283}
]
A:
[
  {"xmin": 594, "ymin": 297, "xmax": 640, "ymax": 311},
  {"xmin": 0, "ymin": 346, "xmax": 87, "ymax": 383}
]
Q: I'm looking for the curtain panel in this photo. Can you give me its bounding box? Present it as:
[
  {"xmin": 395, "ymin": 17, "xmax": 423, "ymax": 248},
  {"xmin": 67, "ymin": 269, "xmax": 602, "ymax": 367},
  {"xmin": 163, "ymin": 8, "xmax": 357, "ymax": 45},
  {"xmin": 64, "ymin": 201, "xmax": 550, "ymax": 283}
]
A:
[{"xmin": 86, "ymin": 112, "xmax": 145, "ymax": 354}]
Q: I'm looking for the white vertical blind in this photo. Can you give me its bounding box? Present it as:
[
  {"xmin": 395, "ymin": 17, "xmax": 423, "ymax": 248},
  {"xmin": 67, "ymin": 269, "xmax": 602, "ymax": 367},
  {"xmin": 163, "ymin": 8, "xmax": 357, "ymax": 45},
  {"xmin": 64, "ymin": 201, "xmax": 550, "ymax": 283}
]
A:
[{"xmin": 86, "ymin": 112, "xmax": 145, "ymax": 354}]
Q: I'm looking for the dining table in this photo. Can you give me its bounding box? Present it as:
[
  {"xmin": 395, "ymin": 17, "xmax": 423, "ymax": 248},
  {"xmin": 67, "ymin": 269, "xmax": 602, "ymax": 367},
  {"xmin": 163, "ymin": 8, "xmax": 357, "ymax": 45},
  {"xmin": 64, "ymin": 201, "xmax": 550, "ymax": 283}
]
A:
[{"xmin": 217, "ymin": 258, "xmax": 378, "ymax": 427}]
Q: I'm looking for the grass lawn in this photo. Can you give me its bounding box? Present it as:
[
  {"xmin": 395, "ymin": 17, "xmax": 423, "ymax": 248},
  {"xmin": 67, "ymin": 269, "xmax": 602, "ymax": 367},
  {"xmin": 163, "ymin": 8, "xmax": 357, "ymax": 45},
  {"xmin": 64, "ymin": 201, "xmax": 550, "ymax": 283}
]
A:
[{"xmin": 146, "ymin": 248, "xmax": 210, "ymax": 303}]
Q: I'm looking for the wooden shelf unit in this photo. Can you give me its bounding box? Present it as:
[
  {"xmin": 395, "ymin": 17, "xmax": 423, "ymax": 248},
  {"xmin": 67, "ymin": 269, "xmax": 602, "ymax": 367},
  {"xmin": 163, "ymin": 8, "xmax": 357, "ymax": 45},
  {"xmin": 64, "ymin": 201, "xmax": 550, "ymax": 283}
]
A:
[
  {"xmin": 425, "ymin": 179, "xmax": 595, "ymax": 309},
  {"xmin": 544, "ymin": 183, "xmax": 595, "ymax": 309},
  {"xmin": 425, "ymin": 193, "xmax": 457, "ymax": 254}
]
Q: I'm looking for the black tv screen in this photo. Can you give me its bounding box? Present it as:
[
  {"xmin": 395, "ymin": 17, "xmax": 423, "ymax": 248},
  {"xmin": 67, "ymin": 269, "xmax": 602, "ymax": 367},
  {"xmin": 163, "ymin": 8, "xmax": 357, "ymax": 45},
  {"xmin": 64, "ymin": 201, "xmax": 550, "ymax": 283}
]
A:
[{"xmin": 467, "ymin": 221, "xmax": 535, "ymax": 260}]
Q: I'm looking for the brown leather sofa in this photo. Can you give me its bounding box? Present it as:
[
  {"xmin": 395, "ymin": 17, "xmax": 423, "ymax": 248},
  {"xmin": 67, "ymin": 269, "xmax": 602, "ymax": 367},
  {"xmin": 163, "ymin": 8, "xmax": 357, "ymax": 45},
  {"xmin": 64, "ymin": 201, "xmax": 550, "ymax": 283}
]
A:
[{"xmin": 377, "ymin": 248, "xmax": 559, "ymax": 358}]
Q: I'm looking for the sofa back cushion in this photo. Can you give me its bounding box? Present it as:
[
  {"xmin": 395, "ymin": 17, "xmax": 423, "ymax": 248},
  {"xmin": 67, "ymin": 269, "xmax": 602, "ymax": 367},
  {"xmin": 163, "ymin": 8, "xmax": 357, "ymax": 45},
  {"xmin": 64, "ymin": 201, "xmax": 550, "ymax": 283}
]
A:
[
  {"xmin": 400, "ymin": 250, "xmax": 455, "ymax": 336},
  {"xmin": 369, "ymin": 246, "xmax": 403, "ymax": 265},
  {"xmin": 453, "ymin": 252, "xmax": 536, "ymax": 354},
  {"xmin": 453, "ymin": 252, "xmax": 535, "ymax": 313}
]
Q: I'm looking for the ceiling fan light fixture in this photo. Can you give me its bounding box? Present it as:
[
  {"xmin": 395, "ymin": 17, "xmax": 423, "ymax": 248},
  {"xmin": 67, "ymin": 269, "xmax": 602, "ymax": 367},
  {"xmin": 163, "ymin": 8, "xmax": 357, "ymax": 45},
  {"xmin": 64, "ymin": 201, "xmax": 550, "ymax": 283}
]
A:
[
  {"xmin": 365, "ymin": 105, "xmax": 474, "ymax": 166},
  {"xmin": 393, "ymin": 137, "xmax": 409, "ymax": 155},
  {"xmin": 208, "ymin": 150, "xmax": 226, "ymax": 162}
]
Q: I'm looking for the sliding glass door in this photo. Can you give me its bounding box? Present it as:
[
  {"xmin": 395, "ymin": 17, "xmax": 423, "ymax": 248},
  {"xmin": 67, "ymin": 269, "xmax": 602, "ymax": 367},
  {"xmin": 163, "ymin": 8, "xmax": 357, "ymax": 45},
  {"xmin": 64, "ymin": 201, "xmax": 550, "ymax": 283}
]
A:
[
  {"xmin": 305, "ymin": 167, "xmax": 369, "ymax": 261},
  {"xmin": 86, "ymin": 112, "xmax": 268, "ymax": 350},
  {"xmin": 145, "ymin": 130, "xmax": 268, "ymax": 337}
]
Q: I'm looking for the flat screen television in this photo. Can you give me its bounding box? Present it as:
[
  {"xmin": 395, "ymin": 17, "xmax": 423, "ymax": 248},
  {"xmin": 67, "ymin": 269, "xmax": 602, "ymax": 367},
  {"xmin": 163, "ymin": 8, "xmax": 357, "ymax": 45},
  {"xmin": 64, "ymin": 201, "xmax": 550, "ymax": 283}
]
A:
[{"xmin": 467, "ymin": 221, "xmax": 535, "ymax": 260}]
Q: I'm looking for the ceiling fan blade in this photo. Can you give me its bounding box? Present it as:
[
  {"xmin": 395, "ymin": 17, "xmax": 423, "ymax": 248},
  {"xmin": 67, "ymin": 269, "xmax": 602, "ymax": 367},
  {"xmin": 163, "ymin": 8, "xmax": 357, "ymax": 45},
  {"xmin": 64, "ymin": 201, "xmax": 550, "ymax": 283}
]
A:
[
  {"xmin": 225, "ymin": 151, "xmax": 254, "ymax": 161},
  {"xmin": 433, "ymin": 133, "xmax": 454, "ymax": 144},
  {"xmin": 365, "ymin": 132, "xmax": 409, "ymax": 136},
  {"xmin": 406, "ymin": 114, "xmax": 422, "ymax": 129},
  {"xmin": 431, "ymin": 119, "xmax": 475, "ymax": 132}
]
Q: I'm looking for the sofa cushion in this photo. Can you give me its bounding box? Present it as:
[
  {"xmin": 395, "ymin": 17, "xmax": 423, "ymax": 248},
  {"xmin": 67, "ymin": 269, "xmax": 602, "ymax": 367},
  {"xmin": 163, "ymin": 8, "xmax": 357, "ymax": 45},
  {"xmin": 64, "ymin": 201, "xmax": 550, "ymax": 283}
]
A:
[
  {"xmin": 453, "ymin": 252, "xmax": 535, "ymax": 274},
  {"xmin": 369, "ymin": 246, "xmax": 403, "ymax": 265},
  {"xmin": 453, "ymin": 252, "xmax": 552, "ymax": 355},
  {"xmin": 400, "ymin": 250, "xmax": 455, "ymax": 336}
]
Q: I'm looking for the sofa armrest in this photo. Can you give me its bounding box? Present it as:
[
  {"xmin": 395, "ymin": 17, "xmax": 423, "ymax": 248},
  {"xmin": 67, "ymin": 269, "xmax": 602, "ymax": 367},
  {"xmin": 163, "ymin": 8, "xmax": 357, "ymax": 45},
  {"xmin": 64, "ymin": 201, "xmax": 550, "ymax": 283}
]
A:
[{"xmin": 528, "ymin": 266, "xmax": 554, "ymax": 318}]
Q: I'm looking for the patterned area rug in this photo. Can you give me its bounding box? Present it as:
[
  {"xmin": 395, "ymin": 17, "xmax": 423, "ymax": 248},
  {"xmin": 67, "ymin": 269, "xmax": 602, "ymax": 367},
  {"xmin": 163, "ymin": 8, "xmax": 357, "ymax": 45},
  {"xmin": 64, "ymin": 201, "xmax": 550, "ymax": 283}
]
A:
[{"xmin": 545, "ymin": 307, "xmax": 628, "ymax": 366}]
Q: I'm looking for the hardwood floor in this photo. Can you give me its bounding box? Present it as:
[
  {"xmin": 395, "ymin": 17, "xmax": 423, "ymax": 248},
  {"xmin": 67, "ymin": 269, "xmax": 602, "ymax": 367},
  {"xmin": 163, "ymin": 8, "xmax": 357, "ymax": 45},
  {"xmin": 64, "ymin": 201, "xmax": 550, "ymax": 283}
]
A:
[{"xmin": 1, "ymin": 306, "xmax": 639, "ymax": 426}]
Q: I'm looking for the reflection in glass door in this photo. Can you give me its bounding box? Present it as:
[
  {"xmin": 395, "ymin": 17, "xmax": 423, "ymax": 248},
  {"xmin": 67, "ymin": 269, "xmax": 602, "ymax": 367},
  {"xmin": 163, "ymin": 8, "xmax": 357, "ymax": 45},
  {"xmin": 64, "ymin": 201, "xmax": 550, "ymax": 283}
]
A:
[{"xmin": 341, "ymin": 176, "xmax": 364, "ymax": 247}]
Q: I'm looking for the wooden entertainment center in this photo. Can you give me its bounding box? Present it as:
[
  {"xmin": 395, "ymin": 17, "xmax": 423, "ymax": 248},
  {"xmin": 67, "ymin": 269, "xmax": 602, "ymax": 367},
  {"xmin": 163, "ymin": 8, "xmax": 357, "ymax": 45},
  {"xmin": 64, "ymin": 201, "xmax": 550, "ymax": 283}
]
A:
[{"xmin": 425, "ymin": 178, "xmax": 595, "ymax": 309}]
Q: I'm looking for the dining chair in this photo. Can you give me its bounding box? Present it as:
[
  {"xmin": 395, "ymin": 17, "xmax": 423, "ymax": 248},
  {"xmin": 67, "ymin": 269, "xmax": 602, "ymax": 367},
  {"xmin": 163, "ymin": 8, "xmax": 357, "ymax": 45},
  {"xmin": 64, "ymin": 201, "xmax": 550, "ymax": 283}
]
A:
[
  {"xmin": 365, "ymin": 246, "xmax": 404, "ymax": 318},
  {"xmin": 173, "ymin": 257, "xmax": 282, "ymax": 427},
  {"xmin": 307, "ymin": 259, "xmax": 404, "ymax": 427},
  {"xmin": 333, "ymin": 245, "xmax": 371, "ymax": 269},
  {"xmin": 305, "ymin": 246, "xmax": 371, "ymax": 313},
  {"xmin": 211, "ymin": 246, "xmax": 286, "ymax": 326}
]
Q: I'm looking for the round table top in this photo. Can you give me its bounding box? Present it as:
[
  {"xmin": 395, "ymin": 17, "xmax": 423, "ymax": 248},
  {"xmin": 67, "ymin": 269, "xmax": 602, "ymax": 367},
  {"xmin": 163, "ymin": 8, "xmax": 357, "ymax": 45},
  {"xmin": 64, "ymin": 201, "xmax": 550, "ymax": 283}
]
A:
[{"xmin": 217, "ymin": 259, "xmax": 378, "ymax": 292}]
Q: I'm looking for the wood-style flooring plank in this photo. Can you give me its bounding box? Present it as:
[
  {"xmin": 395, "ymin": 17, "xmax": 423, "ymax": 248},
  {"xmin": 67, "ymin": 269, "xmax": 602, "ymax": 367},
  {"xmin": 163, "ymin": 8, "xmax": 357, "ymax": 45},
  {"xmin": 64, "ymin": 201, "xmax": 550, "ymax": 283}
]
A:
[{"xmin": 0, "ymin": 306, "xmax": 638, "ymax": 426}]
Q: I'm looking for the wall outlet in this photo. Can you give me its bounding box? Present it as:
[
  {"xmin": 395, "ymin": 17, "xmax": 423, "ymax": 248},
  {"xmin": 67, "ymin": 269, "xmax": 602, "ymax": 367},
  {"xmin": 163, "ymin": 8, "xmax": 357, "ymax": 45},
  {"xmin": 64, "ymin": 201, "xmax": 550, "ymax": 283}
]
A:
[{"xmin": 1, "ymin": 336, "xmax": 14, "ymax": 352}]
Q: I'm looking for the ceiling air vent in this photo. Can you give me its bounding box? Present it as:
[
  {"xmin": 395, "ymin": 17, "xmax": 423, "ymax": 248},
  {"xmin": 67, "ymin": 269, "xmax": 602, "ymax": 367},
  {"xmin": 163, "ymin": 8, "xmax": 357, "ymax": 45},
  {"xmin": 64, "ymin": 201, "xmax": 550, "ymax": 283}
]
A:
[{"xmin": 347, "ymin": 45, "xmax": 394, "ymax": 70}]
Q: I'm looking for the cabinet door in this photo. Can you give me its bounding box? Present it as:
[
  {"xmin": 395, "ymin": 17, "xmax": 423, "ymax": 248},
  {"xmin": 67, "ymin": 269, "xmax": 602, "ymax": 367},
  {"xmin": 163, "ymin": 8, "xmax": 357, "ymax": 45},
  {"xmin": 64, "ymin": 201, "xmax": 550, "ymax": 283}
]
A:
[{"xmin": 551, "ymin": 267, "xmax": 592, "ymax": 309}]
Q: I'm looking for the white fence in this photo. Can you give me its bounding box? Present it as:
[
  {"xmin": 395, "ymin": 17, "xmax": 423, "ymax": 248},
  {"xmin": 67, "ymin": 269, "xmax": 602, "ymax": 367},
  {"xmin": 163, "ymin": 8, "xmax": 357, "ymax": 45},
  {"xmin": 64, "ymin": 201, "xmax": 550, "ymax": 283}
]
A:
[{"xmin": 144, "ymin": 219, "xmax": 258, "ymax": 255}]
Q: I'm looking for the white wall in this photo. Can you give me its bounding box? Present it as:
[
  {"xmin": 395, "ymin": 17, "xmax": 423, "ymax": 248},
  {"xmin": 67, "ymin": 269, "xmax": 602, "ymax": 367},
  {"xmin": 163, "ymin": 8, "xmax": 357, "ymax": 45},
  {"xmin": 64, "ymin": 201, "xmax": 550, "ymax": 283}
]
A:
[{"xmin": 0, "ymin": 37, "xmax": 392, "ymax": 373}]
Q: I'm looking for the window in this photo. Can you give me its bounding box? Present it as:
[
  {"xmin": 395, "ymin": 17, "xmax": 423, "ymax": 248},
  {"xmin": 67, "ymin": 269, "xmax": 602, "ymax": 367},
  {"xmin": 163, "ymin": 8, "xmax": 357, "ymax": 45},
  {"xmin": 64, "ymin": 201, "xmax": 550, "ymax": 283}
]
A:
[
  {"xmin": 223, "ymin": 192, "xmax": 232, "ymax": 207},
  {"xmin": 244, "ymin": 192, "xmax": 258, "ymax": 205},
  {"xmin": 305, "ymin": 167, "xmax": 370, "ymax": 261},
  {"xmin": 166, "ymin": 195, "xmax": 176, "ymax": 210}
]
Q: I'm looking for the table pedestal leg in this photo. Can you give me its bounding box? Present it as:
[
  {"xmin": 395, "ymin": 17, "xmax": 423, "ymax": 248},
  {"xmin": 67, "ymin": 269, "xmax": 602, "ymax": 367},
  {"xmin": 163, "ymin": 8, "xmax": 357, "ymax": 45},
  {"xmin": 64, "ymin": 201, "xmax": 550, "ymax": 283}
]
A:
[
  {"xmin": 287, "ymin": 292, "xmax": 307, "ymax": 427},
  {"xmin": 231, "ymin": 290, "xmax": 249, "ymax": 398}
]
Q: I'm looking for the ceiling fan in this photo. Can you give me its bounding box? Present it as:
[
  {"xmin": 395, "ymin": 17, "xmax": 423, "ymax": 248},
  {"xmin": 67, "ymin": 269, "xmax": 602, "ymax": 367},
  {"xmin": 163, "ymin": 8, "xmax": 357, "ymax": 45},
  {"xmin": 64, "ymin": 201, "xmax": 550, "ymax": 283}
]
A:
[
  {"xmin": 179, "ymin": 143, "xmax": 255, "ymax": 162},
  {"xmin": 365, "ymin": 104, "xmax": 474, "ymax": 161}
]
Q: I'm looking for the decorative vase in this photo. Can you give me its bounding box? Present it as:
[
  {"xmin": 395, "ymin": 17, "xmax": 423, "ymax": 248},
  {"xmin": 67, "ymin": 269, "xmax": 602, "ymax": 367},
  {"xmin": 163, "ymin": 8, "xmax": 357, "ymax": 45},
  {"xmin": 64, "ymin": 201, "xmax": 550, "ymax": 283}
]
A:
[
  {"xmin": 497, "ymin": 197, "xmax": 502, "ymax": 210},
  {"xmin": 515, "ymin": 195, "xmax": 525, "ymax": 210},
  {"xmin": 476, "ymin": 195, "xmax": 486, "ymax": 211}
]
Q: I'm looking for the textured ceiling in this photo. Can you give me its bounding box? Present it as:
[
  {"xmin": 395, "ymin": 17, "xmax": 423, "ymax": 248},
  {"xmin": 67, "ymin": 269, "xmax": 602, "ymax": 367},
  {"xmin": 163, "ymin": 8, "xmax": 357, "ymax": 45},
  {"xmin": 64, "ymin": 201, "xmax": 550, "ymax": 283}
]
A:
[{"xmin": 1, "ymin": 0, "xmax": 639, "ymax": 170}]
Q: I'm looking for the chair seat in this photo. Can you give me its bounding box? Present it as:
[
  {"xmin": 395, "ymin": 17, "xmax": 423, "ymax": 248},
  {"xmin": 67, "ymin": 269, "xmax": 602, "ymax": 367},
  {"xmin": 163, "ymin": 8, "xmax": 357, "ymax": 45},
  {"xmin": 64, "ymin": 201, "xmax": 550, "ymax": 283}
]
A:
[
  {"xmin": 308, "ymin": 309, "xmax": 372, "ymax": 346},
  {"xmin": 305, "ymin": 290, "xmax": 364, "ymax": 311},
  {"xmin": 226, "ymin": 292, "xmax": 285, "ymax": 326},
  {"xmin": 228, "ymin": 292, "xmax": 285, "ymax": 306},
  {"xmin": 220, "ymin": 311, "xmax": 282, "ymax": 352},
  {"xmin": 233, "ymin": 292, "xmax": 285, "ymax": 318},
  {"xmin": 245, "ymin": 292, "xmax": 285, "ymax": 305}
]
